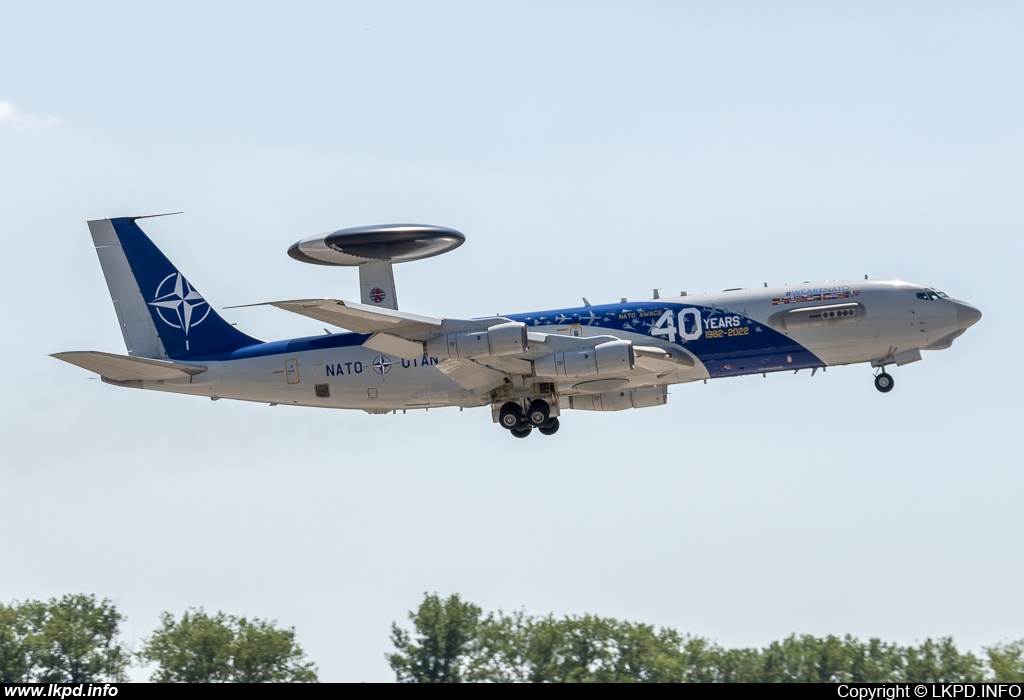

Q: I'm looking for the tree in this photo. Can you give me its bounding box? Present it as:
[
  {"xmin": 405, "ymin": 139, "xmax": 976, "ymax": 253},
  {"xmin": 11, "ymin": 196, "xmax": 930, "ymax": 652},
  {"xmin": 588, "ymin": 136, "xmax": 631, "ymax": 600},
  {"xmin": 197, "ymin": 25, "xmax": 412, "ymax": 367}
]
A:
[
  {"xmin": 139, "ymin": 608, "xmax": 317, "ymax": 683},
  {"xmin": 26, "ymin": 595, "xmax": 129, "ymax": 683},
  {"xmin": 849, "ymin": 638, "xmax": 906, "ymax": 683},
  {"xmin": 0, "ymin": 596, "xmax": 129, "ymax": 683},
  {"xmin": 759, "ymin": 634, "xmax": 855, "ymax": 682},
  {"xmin": 388, "ymin": 593, "xmax": 1023, "ymax": 683},
  {"xmin": 230, "ymin": 617, "xmax": 317, "ymax": 683},
  {"xmin": 387, "ymin": 593, "xmax": 482, "ymax": 682},
  {"xmin": 409, "ymin": 604, "xmax": 707, "ymax": 683},
  {"xmin": 606, "ymin": 621, "xmax": 688, "ymax": 683},
  {"xmin": 985, "ymin": 641, "xmax": 1024, "ymax": 682},
  {"xmin": 903, "ymin": 637, "xmax": 984, "ymax": 683},
  {"xmin": 0, "ymin": 602, "xmax": 34, "ymax": 682}
]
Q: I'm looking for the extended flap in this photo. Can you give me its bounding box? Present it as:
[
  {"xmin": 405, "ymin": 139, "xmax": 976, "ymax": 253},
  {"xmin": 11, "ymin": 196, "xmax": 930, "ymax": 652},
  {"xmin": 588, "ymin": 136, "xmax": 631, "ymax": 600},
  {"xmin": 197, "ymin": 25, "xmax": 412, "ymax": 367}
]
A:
[
  {"xmin": 362, "ymin": 332, "xmax": 425, "ymax": 360},
  {"xmin": 436, "ymin": 358, "xmax": 508, "ymax": 392}
]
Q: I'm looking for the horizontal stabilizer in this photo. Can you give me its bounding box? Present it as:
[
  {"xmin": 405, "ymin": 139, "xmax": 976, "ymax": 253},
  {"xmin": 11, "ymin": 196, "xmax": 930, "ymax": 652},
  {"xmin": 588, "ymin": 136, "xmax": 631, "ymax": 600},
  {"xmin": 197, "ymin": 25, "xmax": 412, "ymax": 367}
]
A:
[{"xmin": 52, "ymin": 351, "xmax": 207, "ymax": 382}]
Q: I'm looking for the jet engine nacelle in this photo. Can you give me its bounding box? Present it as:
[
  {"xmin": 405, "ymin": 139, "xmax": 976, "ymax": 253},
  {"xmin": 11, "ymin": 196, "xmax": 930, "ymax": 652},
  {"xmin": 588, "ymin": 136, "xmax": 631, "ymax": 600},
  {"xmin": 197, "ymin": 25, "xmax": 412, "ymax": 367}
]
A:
[
  {"xmin": 533, "ymin": 340, "xmax": 635, "ymax": 378},
  {"xmin": 425, "ymin": 321, "xmax": 528, "ymax": 359}
]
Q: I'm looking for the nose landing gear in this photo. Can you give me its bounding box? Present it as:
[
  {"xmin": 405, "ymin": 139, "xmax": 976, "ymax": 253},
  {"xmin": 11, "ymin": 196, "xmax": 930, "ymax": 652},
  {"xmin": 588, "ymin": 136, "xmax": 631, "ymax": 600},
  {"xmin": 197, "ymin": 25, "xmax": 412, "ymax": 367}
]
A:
[{"xmin": 874, "ymin": 372, "xmax": 894, "ymax": 393}]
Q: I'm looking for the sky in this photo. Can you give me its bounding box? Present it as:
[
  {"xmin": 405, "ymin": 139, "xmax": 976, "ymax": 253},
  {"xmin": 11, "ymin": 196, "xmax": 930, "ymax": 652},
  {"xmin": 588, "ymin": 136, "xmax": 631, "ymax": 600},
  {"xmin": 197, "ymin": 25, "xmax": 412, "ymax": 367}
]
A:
[{"xmin": 1, "ymin": 1, "xmax": 1022, "ymax": 682}]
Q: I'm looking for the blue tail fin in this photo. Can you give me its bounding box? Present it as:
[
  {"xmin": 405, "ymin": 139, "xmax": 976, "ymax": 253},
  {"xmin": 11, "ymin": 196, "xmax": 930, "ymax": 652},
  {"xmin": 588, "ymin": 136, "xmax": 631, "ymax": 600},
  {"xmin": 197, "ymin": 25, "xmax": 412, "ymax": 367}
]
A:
[{"xmin": 90, "ymin": 217, "xmax": 261, "ymax": 360}]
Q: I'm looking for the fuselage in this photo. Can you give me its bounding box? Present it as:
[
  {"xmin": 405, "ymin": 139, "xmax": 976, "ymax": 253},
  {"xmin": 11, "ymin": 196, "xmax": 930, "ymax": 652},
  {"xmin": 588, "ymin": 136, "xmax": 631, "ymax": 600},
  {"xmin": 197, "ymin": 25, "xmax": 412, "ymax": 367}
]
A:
[{"xmin": 116, "ymin": 279, "xmax": 980, "ymax": 413}]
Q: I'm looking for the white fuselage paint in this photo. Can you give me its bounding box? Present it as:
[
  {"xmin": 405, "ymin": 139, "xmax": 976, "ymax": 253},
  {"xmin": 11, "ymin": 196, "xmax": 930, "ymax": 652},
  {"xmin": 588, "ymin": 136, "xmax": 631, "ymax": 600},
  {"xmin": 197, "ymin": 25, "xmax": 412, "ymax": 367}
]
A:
[{"xmin": 126, "ymin": 280, "xmax": 969, "ymax": 413}]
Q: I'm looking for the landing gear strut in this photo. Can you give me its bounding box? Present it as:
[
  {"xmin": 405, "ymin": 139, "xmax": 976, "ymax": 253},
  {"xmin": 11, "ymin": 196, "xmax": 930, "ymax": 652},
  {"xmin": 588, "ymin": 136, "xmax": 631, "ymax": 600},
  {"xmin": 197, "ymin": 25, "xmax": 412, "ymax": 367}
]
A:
[{"xmin": 874, "ymin": 372, "xmax": 894, "ymax": 393}]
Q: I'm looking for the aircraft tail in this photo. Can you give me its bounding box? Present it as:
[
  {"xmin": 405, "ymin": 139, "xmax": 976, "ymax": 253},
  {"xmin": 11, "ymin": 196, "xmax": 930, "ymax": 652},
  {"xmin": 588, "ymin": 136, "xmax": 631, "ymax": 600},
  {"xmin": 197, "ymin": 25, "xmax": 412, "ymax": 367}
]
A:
[{"xmin": 89, "ymin": 217, "xmax": 261, "ymax": 360}]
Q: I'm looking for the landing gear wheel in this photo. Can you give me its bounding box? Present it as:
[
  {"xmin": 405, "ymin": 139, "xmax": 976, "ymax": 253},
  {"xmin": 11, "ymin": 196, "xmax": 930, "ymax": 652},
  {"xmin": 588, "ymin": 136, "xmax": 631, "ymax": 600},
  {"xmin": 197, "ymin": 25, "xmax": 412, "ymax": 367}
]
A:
[
  {"xmin": 874, "ymin": 372, "xmax": 894, "ymax": 393},
  {"xmin": 538, "ymin": 417, "xmax": 560, "ymax": 436},
  {"xmin": 510, "ymin": 426, "xmax": 533, "ymax": 439},
  {"xmin": 499, "ymin": 402, "xmax": 524, "ymax": 429},
  {"xmin": 527, "ymin": 399, "xmax": 550, "ymax": 426}
]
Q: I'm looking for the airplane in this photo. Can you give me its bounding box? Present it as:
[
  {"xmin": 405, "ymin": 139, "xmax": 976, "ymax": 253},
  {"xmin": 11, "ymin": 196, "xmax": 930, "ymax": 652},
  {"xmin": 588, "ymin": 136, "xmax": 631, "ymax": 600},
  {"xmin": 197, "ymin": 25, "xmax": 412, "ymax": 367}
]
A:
[{"xmin": 53, "ymin": 216, "xmax": 982, "ymax": 439}]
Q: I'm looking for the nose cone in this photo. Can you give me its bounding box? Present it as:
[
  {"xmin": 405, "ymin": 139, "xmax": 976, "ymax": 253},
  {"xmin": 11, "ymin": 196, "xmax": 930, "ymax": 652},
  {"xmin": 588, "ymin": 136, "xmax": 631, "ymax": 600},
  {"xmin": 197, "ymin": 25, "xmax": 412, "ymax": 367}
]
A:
[{"xmin": 956, "ymin": 301, "xmax": 982, "ymax": 331}]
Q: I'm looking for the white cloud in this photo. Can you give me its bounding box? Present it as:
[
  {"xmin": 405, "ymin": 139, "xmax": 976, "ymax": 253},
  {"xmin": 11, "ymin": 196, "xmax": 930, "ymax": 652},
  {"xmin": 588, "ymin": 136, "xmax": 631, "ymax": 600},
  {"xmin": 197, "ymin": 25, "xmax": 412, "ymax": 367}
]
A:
[{"xmin": 0, "ymin": 101, "xmax": 60, "ymax": 129}]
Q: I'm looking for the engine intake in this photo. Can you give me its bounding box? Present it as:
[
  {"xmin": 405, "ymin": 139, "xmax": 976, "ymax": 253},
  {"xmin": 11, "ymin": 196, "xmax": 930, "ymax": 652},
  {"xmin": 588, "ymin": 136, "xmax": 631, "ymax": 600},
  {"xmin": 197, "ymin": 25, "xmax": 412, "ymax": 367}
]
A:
[
  {"xmin": 425, "ymin": 321, "xmax": 528, "ymax": 359},
  {"xmin": 533, "ymin": 340, "xmax": 635, "ymax": 379}
]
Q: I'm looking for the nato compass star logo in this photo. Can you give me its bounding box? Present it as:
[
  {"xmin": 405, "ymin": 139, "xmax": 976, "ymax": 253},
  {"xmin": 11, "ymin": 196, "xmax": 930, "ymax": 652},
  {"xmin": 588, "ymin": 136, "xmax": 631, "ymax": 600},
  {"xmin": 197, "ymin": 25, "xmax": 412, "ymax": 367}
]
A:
[
  {"xmin": 148, "ymin": 273, "xmax": 210, "ymax": 338},
  {"xmin": 371, "ymin": 354, "xmax": 393, "ymax": 380}
]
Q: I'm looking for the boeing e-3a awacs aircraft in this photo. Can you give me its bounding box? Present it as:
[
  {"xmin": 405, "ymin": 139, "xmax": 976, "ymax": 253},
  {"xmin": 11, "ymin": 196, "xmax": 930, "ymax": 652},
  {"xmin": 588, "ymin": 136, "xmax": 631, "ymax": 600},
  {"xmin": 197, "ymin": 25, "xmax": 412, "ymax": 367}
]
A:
[{"xmin": 53, "ymin": 216, "xmax": 982, "ymax": 438}]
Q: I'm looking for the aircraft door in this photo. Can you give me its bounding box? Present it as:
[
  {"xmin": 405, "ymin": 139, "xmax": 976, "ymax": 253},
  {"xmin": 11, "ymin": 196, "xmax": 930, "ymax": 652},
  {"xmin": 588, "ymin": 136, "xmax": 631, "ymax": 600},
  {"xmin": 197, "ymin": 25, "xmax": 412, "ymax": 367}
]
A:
[{"xmin": 285, "ymin": 359, "xmax": 300, "ymax": 384}]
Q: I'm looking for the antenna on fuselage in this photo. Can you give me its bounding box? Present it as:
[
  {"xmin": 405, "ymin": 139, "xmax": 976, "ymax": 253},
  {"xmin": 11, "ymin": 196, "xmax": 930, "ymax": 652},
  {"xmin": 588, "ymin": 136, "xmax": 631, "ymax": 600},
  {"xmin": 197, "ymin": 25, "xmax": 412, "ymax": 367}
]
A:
[{"xmin": 286, "ymin": 224, "xmax": 465, "ymax": 310}]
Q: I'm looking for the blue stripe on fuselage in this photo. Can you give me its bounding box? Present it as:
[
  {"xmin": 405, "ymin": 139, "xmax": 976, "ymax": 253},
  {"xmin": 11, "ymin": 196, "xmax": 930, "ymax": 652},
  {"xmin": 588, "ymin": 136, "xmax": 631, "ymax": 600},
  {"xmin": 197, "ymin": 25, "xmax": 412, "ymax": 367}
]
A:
[{"xmin": 506, "ymin": 301, "xmax": 825, "ymax": 378}]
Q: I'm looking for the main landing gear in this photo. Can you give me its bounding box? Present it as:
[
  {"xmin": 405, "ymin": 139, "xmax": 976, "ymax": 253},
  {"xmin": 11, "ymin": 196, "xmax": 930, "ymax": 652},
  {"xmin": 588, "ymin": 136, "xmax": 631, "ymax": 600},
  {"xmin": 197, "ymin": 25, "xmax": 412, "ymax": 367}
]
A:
[
  {"xmin": 874, "ymin": 371, "xmax": 895, "ymax": 393},
  {"xmin": 499, "ymin": 400, "xmax": 560, "ymax": 438}
]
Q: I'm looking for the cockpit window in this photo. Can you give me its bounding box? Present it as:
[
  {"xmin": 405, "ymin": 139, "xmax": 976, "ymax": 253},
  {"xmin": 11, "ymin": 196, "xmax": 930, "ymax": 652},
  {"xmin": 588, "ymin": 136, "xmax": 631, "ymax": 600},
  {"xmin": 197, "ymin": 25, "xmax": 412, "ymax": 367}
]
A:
[
  {"xmin": 917, "ymin": 290, "xmax": 949, "ymax": 301},
  {"xmin": 916, "ymin": 292, "xmax": 929, "ymax": 300},
  {"xmin": 933, "ymin": 289, "xmax": 949, "ymax": 298}
]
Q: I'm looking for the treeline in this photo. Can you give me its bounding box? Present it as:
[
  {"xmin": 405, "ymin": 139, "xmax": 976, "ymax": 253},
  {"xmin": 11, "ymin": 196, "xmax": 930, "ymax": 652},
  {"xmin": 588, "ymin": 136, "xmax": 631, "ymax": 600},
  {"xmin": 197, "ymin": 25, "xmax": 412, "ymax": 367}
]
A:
[
  {"xmin": 388, "ymin": 593, "xmax": 1024, "ymax": 683},
  {"xmin": 6, "ymin": 593, "xmax": 1023, "ymax": 682},
  {"xmin": 0, "ymin": 595, "xmax": 316, "ymax": 683}
]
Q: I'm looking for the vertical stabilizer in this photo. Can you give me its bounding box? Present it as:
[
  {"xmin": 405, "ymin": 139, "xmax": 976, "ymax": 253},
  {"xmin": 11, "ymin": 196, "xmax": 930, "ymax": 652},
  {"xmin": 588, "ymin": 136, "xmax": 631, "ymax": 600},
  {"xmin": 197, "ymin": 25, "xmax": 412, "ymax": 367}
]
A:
[{"xmin": 89, "ymin": 217, "xmax": 261, "ymax": 360}]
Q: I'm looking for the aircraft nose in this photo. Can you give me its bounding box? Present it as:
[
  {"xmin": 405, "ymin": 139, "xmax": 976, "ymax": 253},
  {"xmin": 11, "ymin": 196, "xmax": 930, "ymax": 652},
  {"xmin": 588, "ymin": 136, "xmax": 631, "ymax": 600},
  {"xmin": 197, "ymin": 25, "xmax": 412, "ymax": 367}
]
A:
[{"xmin": 956, "ymin": 301, "xmax": 982, "ymax": 331}]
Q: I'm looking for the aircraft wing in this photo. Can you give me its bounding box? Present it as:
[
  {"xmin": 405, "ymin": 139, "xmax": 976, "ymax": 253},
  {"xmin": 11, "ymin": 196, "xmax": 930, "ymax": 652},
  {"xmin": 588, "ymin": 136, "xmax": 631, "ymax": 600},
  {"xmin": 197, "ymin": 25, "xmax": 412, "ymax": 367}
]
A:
[
  {"xmin": 236, "ymin": 298, "xmax": 444, "ymax": 335},
  {"xmin": 237, "ymin": 299, "xmax": 693, "ymax": 386},
  {"xmin": 236, "ymin": 299, "xmax": 511, "ymax": 337},
  {"xmin": 234, "ymin": 298, "xmax": 514, "ymax": 360},
  {"xmin": 52, "ymin": 351, "xmax": 207, "ymax": 381}
]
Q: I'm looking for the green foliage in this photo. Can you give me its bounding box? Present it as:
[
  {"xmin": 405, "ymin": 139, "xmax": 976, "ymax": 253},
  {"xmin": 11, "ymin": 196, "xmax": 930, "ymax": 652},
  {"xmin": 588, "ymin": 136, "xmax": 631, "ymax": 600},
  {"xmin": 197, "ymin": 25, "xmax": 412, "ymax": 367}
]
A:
[
  {"xmin": 0, "ymin": 595, "xmax": 128, "ymax": 683},
  {"xmin": 387, "ymin": 593, "xmax": 482, "ymax": 682},
  {"xmin": 903, "ymin": 637, "xmax": 985, "ymax": 682},
  {"xmin": 985, "ymin": 640, "xmax": 1024, "ymax": 682},
  {"xmin": 0, "ymin": 602, "xmax": 34, "ymax": 682},
  {"xmin": 138, "ymin": 608, "xmax": 317, "ymax": 683},
  {"xmin": 230, "ymin": 617, "xmax": 317, "ymax": 683},
  {"xmin": 390, "ymin": 593, "xmax": 1020, "ymax": 683}
]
